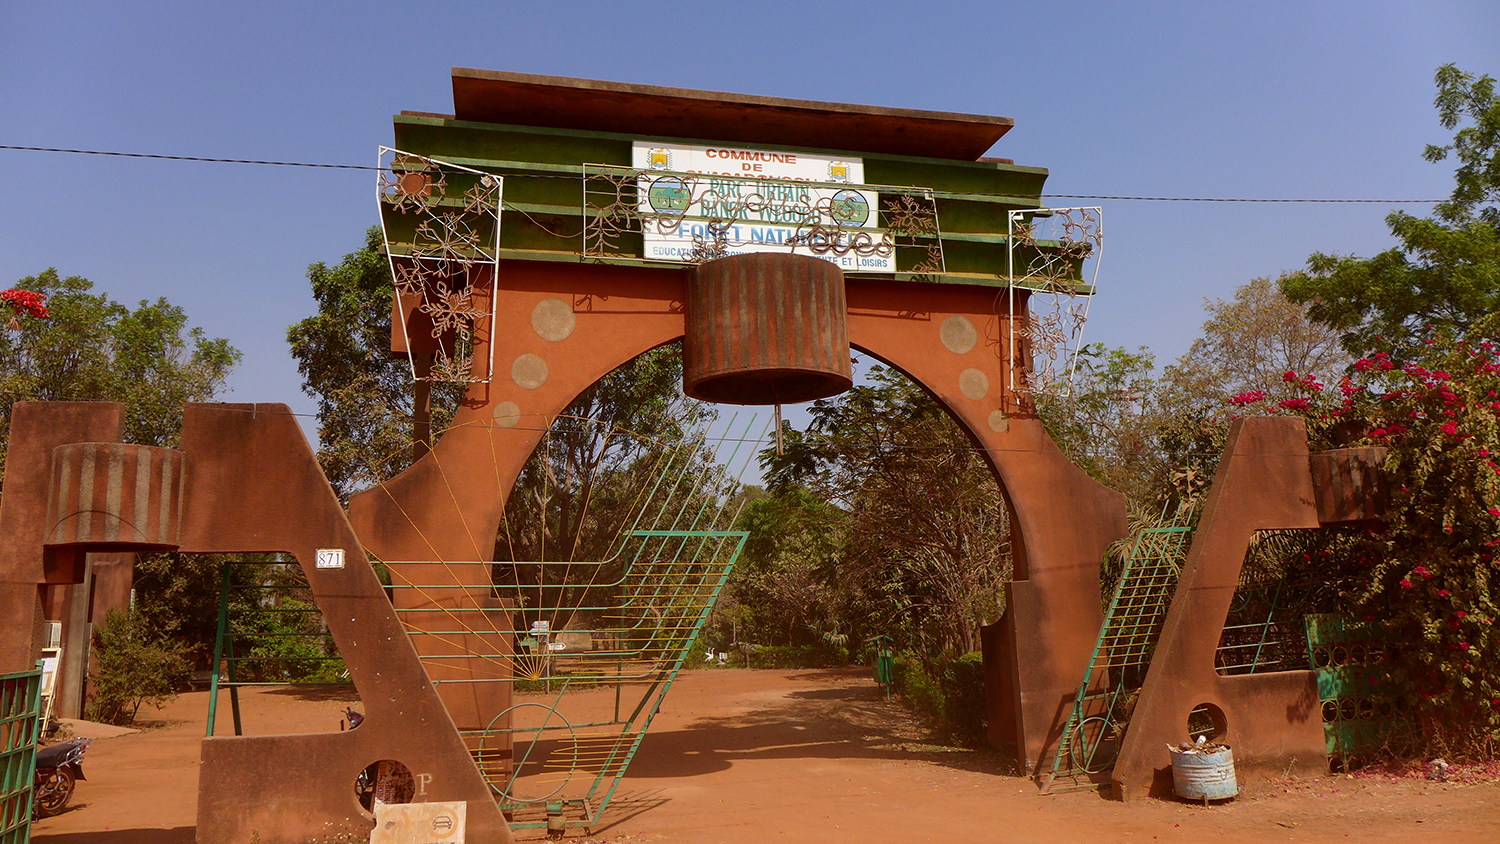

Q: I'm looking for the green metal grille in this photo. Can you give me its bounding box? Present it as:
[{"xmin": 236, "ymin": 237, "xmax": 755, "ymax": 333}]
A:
[
  {"xmin": 1043, "ymin": 526, "xmax": 1191, "ymax": 793},
  {"xmin": 0, "ymin": 665, "xmax": 43, "ymax": 844},
  {"xmin": 1304, "ymin": 614, "xmax": 1409, "ymax": 764}
]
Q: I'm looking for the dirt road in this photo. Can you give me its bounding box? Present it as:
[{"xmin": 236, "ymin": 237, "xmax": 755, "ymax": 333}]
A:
[{"xmin": 30, "ymin": 667, "xmax": 1500, "ymax": 843}]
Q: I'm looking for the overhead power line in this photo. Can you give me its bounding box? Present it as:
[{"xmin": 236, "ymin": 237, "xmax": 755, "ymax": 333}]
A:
[{"xmin": 0, "ymin": 144, "xmax": 1446, "ymax": 204}]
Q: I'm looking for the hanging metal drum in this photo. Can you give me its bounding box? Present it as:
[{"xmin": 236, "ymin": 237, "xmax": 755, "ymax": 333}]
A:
[{"xmin": 683, "ymin": 253, "xmax": 853, "ymax": 405}]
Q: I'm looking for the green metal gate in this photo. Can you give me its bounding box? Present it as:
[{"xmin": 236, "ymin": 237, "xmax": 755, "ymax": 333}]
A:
[
  {"xmin": 0, "ymin": 665, "xmax": 43, "ymax": 844},
  {"xmin": 1304, "ymin": 613, "xmax": 1409, "ymax": 766}
]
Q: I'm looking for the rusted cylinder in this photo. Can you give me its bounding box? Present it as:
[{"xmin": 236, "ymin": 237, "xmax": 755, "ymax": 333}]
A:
[{"xmin": 683, "ymin": 253, "xmax": 852, "ymax": 405}]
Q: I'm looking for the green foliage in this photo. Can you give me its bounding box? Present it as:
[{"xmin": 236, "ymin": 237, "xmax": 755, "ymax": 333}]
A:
[
  {"xmin": 0, "ymin": 269, "xmax": 240, "ymax": 490},
  {"xmin": 1281, "ymin": 65, "xmax": 1500, "ymax": 357},
  {"xmin": 232, "ymin": 596, "xmax": 347, "ymax": 683},
  {"xmin": 891, "ymin": 651, "xmax": 987, "ymax": 748},
  {"xmin": 86, "ymin": 608, "xmax": 192, "ymax": 726},
  {"xmin": 228, "ymin": 563, "xmax": 347, "ymax": 683},
  {"xmin": 747, "ymin": 643, "xmax": 849, "ymax": 669},
  {"xmin": 1040, "ymin": 279, "xmax": 1350, "ymax": 513},
  {"xmin": 1428, "ymin": 64, "xmax": 1500, "ymax": 228},
  {"xmin": 287, "ymin": 227, "xmax": 463, "ymax": 499},
  {"xmin": 726, "ymin": 486, "xmax": 846, "ymax": 648},
  {"xmin": 759, "ymin": 366, "xmax": 1010, "ymax": 656},
  {"xmin": 131, "ymin": 552, "xmax": 225, "ymax": 664}
]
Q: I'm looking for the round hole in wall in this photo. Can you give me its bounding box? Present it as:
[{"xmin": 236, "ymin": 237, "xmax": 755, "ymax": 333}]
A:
[
  {"xmin": 1187, "ymin": 702, "xmax": 1227, "ymax": 742},
  {"xmin": 356, "ymin": 759, "xmax": 414, "ymax": 816}
]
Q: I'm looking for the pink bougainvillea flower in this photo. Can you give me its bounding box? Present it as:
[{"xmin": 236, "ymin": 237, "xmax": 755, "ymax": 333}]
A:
[
  {"xmin": 1457, "ymin": 611, "xmax": 1469, "ymax": 618},
  {"xmin": 1280, "ymin": 398, "xmax": 1311, "ymax": 411},
  {"xmin": 1400, "ymin": 577, "xmax": 1414, "ymax": 589},
  {"xmin": 1439, "ymin": 589, "xmax": 1451, "ymax": 597},
  {"xmin": 1414, "ymin": 565, "xmax": 1432, "ymax": 578}
]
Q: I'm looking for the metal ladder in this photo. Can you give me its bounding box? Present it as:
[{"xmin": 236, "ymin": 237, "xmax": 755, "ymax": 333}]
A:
[{"xmin": 1041, "ymin": 525, "xmax": 1192, "ymax": 793}]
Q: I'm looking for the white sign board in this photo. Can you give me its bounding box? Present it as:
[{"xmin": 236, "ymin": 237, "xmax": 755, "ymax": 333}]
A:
[
  {"xmin": 370, "ymin": 801, "xmax": 465, "ymax": 844},
  {"xmin": 631, "ymin": 142, "xmax": 894, "ymax": 272},
  {"xmin": 315, "ymin": 548, "xmax": 345, "ymax": 570}
]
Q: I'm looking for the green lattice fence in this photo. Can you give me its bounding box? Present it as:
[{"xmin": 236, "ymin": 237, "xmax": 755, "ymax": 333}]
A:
[
  {"xmin": 0, "ymin": 665, "xmax": 43, "ymax": 844},
  {"xmin": 1304, "ymin": 614, "xmax": 1410, "ymax": 766}
]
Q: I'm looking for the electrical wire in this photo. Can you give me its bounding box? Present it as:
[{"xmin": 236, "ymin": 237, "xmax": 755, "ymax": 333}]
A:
[{"xmin": 0, "ymin": 145, "xmax": 1448, "ymax": 204}]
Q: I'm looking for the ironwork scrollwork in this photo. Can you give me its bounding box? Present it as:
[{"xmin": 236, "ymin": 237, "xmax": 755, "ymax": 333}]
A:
[
  {"xmin": 1008, "ymin": 207, "xmax": 1103, "ymax": 397},
  {"xmin": 582, "ymin": 166, "xmax": 943, "ymax": 276},
  {"xmin": 378, "ymin": 148, "xmax": 503, "ymax": 384}
]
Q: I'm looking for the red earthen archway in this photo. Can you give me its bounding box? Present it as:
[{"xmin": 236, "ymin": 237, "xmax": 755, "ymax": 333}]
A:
[{"xmin": 349, "ymin": 259, "xmax": 1127, "ymax": 772}]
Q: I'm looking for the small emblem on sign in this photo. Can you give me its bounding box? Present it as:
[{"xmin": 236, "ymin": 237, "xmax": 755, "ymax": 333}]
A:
[{"xmin": 315, "ymin": 548, "xmax": 345, "ymax": 569}]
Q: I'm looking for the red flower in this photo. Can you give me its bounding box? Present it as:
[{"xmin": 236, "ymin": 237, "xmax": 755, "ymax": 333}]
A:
[
  {"xmin": 1230, "ymin": 390, "xmax": 1266, "ymax": 407},
  {"xmin": 1, "ymin": 288, "xmax": 49, "ymax": 320},
  {"xmin": 1457, "ymin": 611, "xmax": 1469, "ymax": 618},
  {"xmin": 1414, "ymin": 565, "xmax": 1432, "ymax": 578},
  {"xmin": 1400, "ymin": 578, "xmax": 1414, "ymax": 589},
  {"xmin": 1279, "ymin": 398, "xmax": 1311, "ymax": 411},
  {"xmin": 1439, "ymin": 589, "xmax": 1451, "ymax": 597}
]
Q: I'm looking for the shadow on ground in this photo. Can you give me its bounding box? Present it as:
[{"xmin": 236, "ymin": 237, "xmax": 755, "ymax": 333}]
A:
[{"xmin": 623, "ymin": 671, "xmax": 1009, "ymax": 779}]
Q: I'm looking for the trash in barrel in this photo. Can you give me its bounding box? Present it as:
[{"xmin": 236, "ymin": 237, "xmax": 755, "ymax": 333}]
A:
[{"xmin": 1169, "ymin": 737, "xmax": 1238, "ymax": 803}]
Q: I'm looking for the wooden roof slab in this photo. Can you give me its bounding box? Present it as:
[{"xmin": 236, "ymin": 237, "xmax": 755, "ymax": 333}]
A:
[{"xmin": 448, "ymin": 69, "xmax": 1014, "ymax": 161}]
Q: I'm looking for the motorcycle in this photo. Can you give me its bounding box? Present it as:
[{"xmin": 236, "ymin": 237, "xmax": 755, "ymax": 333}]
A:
[{"xmin": 33, "ymin": 737, "xmax": 90, "ymax": 819}]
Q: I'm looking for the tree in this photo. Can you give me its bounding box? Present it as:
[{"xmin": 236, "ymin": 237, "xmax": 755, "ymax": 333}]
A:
[
  {"xmin": 1039, "ymin": 277, "xmax": 1355, "ymax": 513},
  {"xmin": 1173, "ymin": 276, "xmax": 1352, "ymax": 400},
  {"xmin": 1281, "ymin": 64, "xmax": 1500, "ymax": 356},
  {"xmin": 496, "ymin": 344, "xmax": 694, "ymax": 566},
  {"xmin": 1, "ymin": 269, "xmax": 241, "ymax": 489},
  {"xmin": 764, "ymin": 367, "xmax": 1012, "ymax": 655},
  {"xmin": 729, "ymin": 486, "xmax": 846, "ymax": 647},
  {"xmin": 287, "ymin": 226, "xmax": 464, "ymax": 499},
  {"xmin": 86, "ymin": 608, "xmax": 192, "ymax": 726},
  {"xmin": 1036, "ymin": 344, "xmax": 1172, "ymax": 508}
]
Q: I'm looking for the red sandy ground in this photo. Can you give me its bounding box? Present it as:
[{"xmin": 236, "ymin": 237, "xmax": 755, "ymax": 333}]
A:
[{"xmin": 29, "ymin": 667, "xmax": 1500, "ymax": 844}]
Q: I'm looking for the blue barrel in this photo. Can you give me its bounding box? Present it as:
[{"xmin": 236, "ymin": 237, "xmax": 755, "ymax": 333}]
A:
[{"xmin": 1170, "ymin": 747, "xmax": 1238, "ymax": 801}]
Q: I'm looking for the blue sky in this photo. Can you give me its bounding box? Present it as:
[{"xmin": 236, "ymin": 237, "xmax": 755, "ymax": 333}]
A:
[{"xmin": 2, "ymin": 2, "xmax": 1496, "ymax": 451}]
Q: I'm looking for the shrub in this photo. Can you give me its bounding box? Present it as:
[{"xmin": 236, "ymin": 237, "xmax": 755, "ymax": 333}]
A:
[
  {"xmin": 892, "ymin": 650, "xmax": 988, "ymax": 747},
  {"xmin": 86, "ymin": 608, "xmax": 191, "ymax": 725},
  {"xmin": 747, "ymin": 643, "xmax": 849, "ymax": 669}
]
